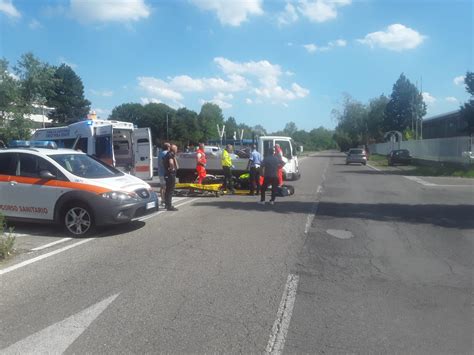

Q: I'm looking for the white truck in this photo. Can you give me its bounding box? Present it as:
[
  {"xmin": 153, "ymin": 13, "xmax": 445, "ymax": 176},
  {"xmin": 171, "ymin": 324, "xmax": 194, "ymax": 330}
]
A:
[
  {"xmin": 32, "ymin": 119, "xmax": 154, "ymax": 180},
  {"xmin": 175, "ymin": 136, "xmax": 300, "ymax": 182}
]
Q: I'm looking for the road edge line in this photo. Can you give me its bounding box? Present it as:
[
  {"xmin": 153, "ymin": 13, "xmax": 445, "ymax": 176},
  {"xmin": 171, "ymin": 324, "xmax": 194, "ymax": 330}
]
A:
[
  {"xmin": 265, "ymin": 273, "xmax": 300, "ymax": 354},
  {"xmin": 31, "ymin": 238, "xmax": 72, "ymax": 251}
]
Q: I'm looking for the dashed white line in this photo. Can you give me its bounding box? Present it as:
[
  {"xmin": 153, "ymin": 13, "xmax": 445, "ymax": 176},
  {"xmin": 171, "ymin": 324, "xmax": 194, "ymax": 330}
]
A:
[
  {"xmin": 31, "ymin": 238, "xmax": 72, "ymax": 251},
  {"xmin": 403, "ymin": 176, "xmax": 437, "ymax": 186},
  {"xmin": 304, "ymin": 212, "xmax": 316, "ymax": 234},
  {"xmin": 366, "ymin": 164, "xmax": 382, "ymax": 172},
  {"xmin": 0, "ymin": 238, "xmax": 95, "ymax": 276},
  {"xmin": 265, "ymin": 273, "xmax": 300, "ymax": 355}
]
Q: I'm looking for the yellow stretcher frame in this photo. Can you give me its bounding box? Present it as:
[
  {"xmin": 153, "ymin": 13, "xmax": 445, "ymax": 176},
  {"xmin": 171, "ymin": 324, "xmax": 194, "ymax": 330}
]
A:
[{"xmin": 174, "ymin": 183, "xmax": 253, "ymax": 197}]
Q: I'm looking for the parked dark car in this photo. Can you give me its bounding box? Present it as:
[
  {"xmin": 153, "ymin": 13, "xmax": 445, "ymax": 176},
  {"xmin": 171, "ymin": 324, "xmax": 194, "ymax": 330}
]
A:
[{"xmin": 387, "ymin": 149, "xmax": 412, "ymax": 166}]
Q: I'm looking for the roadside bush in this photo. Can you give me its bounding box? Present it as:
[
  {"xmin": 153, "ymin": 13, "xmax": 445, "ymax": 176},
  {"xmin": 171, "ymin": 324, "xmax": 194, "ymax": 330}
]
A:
[{"xmin": 0, "ymin": 213, "xmax": 15, "ymax": 260}]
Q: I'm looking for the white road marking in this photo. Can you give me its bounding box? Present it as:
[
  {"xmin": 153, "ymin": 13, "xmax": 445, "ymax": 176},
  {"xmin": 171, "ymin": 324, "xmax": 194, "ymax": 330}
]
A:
[
  {"xmin": 1, "ymin": 293, "xmax": 119, "ymax": 354},
  {"xmin": 403, "ymin": 176, "xmax": 437, "ymax": 186},
  {"xmin": 265, "ymin": 273, "xmax": 300, "ymax": 355},
  {"xmin": 304, "ymin": 212, "xmax": 315, "ymax": 234},
  {"xmin": 366, "ymin": 164, "xmax": 382, "ymax": 172},
  {"xmin": 31, "ymin": 238, "xmax": 72, "ymax": 251},
  {"xmin": 0, "ymin": 238, "xmax": 94, "ymax": 276},
  {"xmin": 327, "ymin": 229, "xmax": 354, "ymax": 239}
]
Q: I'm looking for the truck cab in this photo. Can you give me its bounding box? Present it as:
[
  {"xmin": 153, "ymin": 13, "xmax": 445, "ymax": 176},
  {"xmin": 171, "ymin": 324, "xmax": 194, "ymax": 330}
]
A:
[{"xmin": 258, "ymin": 136, "xmax": 300, "ymax": 180}]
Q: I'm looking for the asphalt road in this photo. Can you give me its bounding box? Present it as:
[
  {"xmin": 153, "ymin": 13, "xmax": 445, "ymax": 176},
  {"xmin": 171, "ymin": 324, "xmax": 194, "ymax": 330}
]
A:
[{"xmin": 1, "ymin": 152, "xmax": 472, "ymax": 354}]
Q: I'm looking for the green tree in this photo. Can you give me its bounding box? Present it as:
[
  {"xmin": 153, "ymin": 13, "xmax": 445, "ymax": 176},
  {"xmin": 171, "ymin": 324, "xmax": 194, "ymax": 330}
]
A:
[
  {"xmin": 460, "ymin": 72, "xmax": 474, "ymax": 135},
  {"xmin": 367, "ymin": 95, "xmax": 389, "ymax": 142},
  {"xmin": 14, "ymin": 52, "xmax": 55, "ymax": 109},
  {"xmin": 252, "ymin": 124, "xmax": 267, "ymax": 136},
  {"xmin": 46, "ymin": 64, "xmax": 90, "ymax": 123},
  {"xmin": 283, "ymin": 121, "xmax": 298, "ymax": 136},
  {"xmin": 109, "ymin": 103, "xmax": 145, "ymax": 125},
  {"xmin": 333, "ymin": 95, "xmax": 368, "ymax": 146},
  {"xmin": 224, "ymin": 116, "xmax": 239, "ymax": 139},
  {"xmin": 384, "ymin": 73, "xmax": 426, "ymax": 134},
  {"xmin": 0, "ymin": 58, "xmax": 31, "ymax": 142},
  {"xmin": 198, "ymin": 103, "xmax": 224, "ymax": 141},
  {"xmin": 172, "ymin": 108, "xmax": 201, "ymax": 145}
]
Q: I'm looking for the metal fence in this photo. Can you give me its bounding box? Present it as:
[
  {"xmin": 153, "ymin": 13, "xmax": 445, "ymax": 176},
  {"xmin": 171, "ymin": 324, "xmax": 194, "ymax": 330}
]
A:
[{"xmin": 369, "ymin": 136, "xmax": 473, "ymax": 164}]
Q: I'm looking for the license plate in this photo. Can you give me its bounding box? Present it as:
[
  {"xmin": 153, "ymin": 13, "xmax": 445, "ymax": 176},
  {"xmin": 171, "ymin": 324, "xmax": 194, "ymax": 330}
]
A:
[{"xmin": 146, "ymin": 201, "xmax": 156, "ymax": 210}]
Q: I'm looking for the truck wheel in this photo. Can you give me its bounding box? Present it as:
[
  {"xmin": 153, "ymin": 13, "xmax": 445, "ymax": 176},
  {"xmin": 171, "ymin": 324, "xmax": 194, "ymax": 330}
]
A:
[{"xmin": 63, "ymin": 203, "xmax": 94, "ymax": 237}]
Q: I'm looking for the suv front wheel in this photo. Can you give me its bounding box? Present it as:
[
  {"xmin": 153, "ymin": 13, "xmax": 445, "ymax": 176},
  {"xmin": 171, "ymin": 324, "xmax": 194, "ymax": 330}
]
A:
[{"xmin": 63, "ymin": 203, "xmax": 95, "ymax": 237}]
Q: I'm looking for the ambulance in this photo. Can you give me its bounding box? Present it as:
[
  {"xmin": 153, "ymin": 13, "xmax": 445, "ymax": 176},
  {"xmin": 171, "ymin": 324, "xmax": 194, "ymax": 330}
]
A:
[
  {"xmin": 32, "ymin": 119, "xmax": 154, "ymax": 180},
  {"xmin": 0, "ymin": 141, "xmax": 159, "ymax": 236}
]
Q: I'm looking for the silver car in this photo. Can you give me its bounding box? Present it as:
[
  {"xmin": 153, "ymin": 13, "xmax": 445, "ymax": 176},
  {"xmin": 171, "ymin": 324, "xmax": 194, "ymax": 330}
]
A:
[{"xmin": 346, "ymin": 148, "xmax": 367, "ymax": 165}]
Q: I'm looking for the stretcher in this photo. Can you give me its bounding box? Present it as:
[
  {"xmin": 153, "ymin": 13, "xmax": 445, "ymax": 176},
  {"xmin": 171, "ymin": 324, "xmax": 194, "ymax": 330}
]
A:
[{"xmin": 174, "ymin": 183, "xmax": 224, "ymax": 197}]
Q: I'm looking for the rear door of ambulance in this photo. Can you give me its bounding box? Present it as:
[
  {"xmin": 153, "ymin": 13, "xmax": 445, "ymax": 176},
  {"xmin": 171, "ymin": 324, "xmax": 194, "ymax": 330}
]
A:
[{"xmin": 133, "ymin": 128, "xmax": 153, "ymax": 180}]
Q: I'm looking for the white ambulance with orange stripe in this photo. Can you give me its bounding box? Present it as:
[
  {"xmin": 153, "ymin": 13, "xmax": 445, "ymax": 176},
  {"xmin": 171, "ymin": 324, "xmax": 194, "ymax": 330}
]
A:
[
  {"xmin": 32, "ymin": 119, "xmax": 153, "ymax": 180},
  {"xmin": 0, "ymin": 141, "xmax": 159, "ymax": 236}
]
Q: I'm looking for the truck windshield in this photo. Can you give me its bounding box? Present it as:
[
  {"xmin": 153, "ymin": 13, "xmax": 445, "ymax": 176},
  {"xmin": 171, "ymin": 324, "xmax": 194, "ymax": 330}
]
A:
[{"xmin": 50, "ymin": 154, "xmax": 123, "ymax": 178}]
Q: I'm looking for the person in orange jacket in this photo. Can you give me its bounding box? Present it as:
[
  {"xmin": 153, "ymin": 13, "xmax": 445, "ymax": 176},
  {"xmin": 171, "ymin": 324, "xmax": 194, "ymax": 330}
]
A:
[
  {"xmin": 274, "ymin": 144, "xmax": 284, "ymax": 186},
  {"xmin": 196, "ymin": 143, "xmax": 207, "ymax": 184}
]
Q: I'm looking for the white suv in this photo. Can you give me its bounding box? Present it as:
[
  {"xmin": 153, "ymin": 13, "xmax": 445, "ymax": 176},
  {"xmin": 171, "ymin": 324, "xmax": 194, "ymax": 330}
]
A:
[{"xmin": 0, "ymin": 141, "xmax": 158, "ymax": 236}]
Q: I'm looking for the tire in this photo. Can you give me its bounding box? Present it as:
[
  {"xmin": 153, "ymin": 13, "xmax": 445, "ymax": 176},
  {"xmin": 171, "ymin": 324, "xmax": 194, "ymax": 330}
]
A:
[
  {"xmin": 63, "ymin": 202, "xmax": 95, "ymax": 237},
  {"xmin": 346, "ymin": 162, "xmax": 349, "ymax": 165}
]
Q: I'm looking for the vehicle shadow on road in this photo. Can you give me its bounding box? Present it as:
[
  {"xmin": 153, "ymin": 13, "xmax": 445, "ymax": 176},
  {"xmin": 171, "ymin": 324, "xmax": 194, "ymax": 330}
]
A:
[
  {"xmin": 193, "ymin": 200, "xmax": 474, "ymax": 229},
  {"xmin": 95, "ymin": 221, "xmax": 147, "ymax": 238}
]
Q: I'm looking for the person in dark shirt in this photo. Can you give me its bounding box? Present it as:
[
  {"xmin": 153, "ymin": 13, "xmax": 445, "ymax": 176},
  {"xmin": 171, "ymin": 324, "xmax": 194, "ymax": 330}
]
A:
[
  {"xmin": 259, "ymin": 147, "xmax": 284, "ymax": 205},
  {"xmin": 163, "ymin": 144, "xmax": 178, "ymax": 211}
]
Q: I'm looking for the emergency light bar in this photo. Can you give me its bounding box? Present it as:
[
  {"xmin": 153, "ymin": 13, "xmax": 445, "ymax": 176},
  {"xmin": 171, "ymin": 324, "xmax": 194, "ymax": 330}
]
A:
[{"xmin": 9, "ymin": 140, "xmax": 58, "ymax": 149}]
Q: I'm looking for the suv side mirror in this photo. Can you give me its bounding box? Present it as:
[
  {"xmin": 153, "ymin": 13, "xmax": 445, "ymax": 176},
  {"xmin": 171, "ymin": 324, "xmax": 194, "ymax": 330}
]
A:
[{"xmin": 39, "ymin": 170, "xmax": 56, "ymax": 180}]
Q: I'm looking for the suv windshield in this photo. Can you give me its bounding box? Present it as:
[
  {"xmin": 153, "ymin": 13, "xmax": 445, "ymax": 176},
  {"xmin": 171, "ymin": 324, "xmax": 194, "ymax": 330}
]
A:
[
  {"xmin": 50, "ymin": 154, "xmax": 123, "ymax": 178},
  {"xmin": 350, "ymin": 149, "xmax": 364, "ymax": 154}
]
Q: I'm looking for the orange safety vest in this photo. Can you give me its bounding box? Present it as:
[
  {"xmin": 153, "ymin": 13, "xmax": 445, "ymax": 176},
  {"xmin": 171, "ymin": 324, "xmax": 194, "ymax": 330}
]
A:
[{"xmin": 196, "ymin": 149, "xmax": 207, "ymax": 167}]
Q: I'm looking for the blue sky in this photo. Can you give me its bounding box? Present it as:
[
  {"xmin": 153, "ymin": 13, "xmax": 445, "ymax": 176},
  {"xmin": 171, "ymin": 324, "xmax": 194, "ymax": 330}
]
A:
[{"xmin": 0, "ymin": 0, "xmax": 472, "ymax": 132}]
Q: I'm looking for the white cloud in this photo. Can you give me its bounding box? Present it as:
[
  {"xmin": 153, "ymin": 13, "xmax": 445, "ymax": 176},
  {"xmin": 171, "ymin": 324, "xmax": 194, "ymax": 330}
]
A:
[
  {"xmin": 278, "ymin": 3, "xmax": 299, "ymax": 26},
  {"xmin": 0, "ymin": 0, "xmax": 21, "ymax": 18},
  {"xmin": 453, "ymin": 75, "xmax": 465, "ymax": 86},
  {"xmin": 90, "ymin": 89, "xmax": 114, "ymax": 97},
  {"xmin": 201, "ymin": 92, "xmax": 233, "ymax": 109},
  {"xmin": 303, "ymin": 43, "xmax": 317, "ymax": 53},
  {"xmin": 297, "ymin": 0, "xmax": 351, "ymax": 23},
  {"xmin": 190, "ymin": 0, "xmax": 263, "ymax": 26},
  {"xmin": 138, "ymin": 77, "xmax": 184, "ymax": 103},
  {"xmin": 58, "ymin": 57, "xmax": 78, "ymax": 69},
  {"xmin": 445, "ymin": 96, "xmax": 458, "ymax": 103},
  {"xmin": 70, "ymin": 0, "xmax": 150, "ymax": 23},
  {"xmin": 138, "ymin": 57, "xmax": 308, "ymax": 109},
  {"xmin": 29, "ymin": 19, "xmax": 42, "ymax": 29},
  {"xmin": 422, "ymin": 92, "xmax": 436, "ymax": 104},
  {"xmin": 358, "ymin": 24, "xmax": 426, "ymax": 51},
  {"xmin": 303, "ymin": 38, "xmax": 347, "ymax": 53},
  {"xmin": 245, "ymin": 98, "xmax": 253, "ymax": 104},
  {"xmin": 329, "ymin": 39, "xmax": 346, "ymax": 47}
]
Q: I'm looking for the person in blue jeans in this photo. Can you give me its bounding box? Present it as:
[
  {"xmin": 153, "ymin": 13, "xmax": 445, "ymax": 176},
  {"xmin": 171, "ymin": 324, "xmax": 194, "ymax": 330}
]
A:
[{"xmin": 248, "ymin": 144, "xmax": 262, "ymax": 195}]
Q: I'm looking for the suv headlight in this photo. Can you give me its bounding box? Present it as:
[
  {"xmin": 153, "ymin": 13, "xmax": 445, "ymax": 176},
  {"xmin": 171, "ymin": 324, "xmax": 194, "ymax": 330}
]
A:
[{"xmin": 101, "ymin": 191, "xmax": 139, "ymax": 202}]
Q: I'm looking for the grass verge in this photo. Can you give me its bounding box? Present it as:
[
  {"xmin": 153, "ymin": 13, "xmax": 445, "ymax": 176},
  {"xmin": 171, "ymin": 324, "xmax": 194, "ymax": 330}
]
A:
[
  {"xmin": 406, "ymin": 165, "xmax": 474, "ymax": 178},
  {"xmin": 368, "ymin": 154, "xmax": 474, "ymax": 178},
  {"xmin": 0, "ymin": 213, "xmax": 15, "ymax": 261}
]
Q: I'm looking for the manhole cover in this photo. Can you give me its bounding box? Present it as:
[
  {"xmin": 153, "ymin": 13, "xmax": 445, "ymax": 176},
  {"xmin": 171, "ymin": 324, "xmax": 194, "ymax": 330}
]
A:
[{"xmin": 326, "ymin": 229, "xmax": 354, "ymax": 239}]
